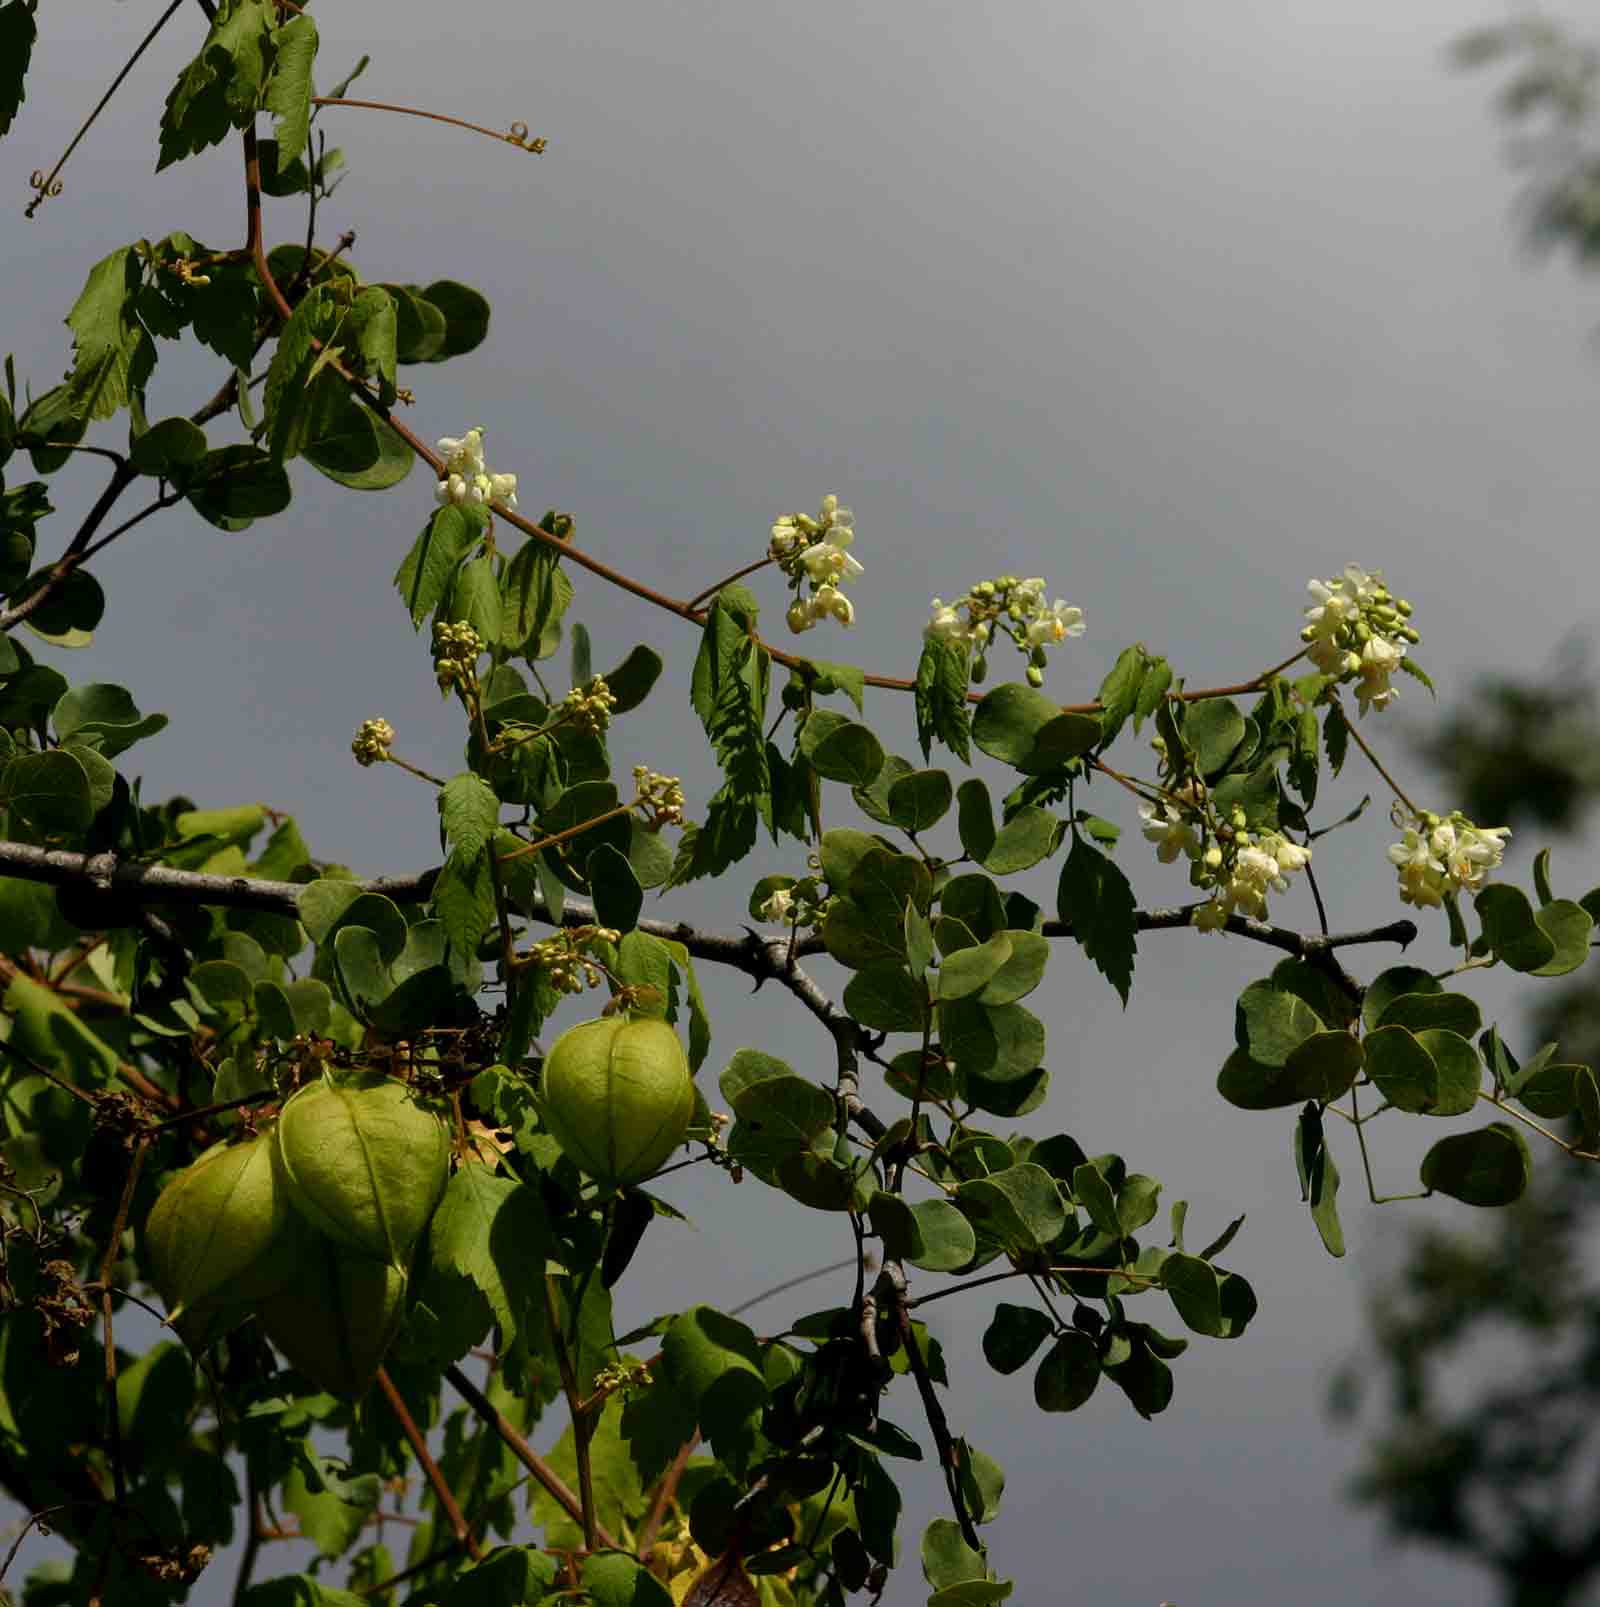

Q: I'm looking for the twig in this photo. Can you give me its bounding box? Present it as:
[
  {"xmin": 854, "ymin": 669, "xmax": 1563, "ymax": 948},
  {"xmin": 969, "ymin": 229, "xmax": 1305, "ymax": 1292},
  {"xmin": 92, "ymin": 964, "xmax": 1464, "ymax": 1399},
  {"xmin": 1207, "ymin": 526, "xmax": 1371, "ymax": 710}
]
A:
[
  {"xmin": 0, "ymin": 460, "xmax": 140, "ymax": 634},
  {"xmin": 882, "ymin": 1262, "xmax": 980, "ymax": 1551},
  {"xmin": 375, "ymin": 1367, "xmax": 482, "ymax": 1561}
]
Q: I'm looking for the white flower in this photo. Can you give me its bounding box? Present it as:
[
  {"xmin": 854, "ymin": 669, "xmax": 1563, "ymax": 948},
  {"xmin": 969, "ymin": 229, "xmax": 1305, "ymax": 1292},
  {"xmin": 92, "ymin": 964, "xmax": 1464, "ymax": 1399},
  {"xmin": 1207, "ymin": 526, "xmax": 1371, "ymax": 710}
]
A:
[
  {"xmin": 1261, "ymin": 832, "xmax": 1312, "ymax": 877},
  {"xmin": 1024, "ymin": 599, "xmax": 1085, "ymax": 648},
  {"xmin": 437, "ymin": 428, "xmax": 486, "ymax": 479},
  {"xmin": 801, "ymin": 541, "xmax": 864, "ymax": 585},
  {"xmin": 1139, "ymin": 802, "xmax": 1198, "ymax": 864},
  {"xmin": 435, "ymin": 473, "xmax": 470, "ymax": 506},
  {"xmin": 1354, "ymin": 633, "xmax": 1405, "ymax": 716},
  {"xmin": 926, "ymin": 598, "xmax": 969, "ymax": 644},
  {"xmin": 487, "ymin": 472, "xmax": 518, "ymax": 508},
  {"xmin": 760, "ymin": 887, "xmax": 796, "ymax": 923}
]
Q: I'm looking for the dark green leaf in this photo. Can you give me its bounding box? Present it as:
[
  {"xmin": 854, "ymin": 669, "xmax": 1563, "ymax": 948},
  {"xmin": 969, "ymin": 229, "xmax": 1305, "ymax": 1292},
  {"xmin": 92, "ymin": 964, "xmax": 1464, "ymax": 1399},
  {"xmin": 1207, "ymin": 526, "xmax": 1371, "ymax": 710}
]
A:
[
  {"xmin": 981, "ymin": 1304, "xmax": 1053, "ymax": 1375},
  {"xmin": 420, "ymin": 279, "xmax": 491, "ymax": 359},
  {"xmin": 1420, "ymin": 1123, "xmax": 1531, "ymax": 1207},
  {"xmin": 0, "ymin": 0, "xmax": 38, "ymax": 138},
  {"xmin": 1032, "ymin": 1332, "xmax": 1100, "ymax": 1411},
  {"xmin": 587, "ymin": 844, "xmax": 643, "ymax": 934},
  {"xmin": 886, "ymin": 768, "xmax": 952, "ymax": 833},
  {"xmin": 982, "ymin": 805, "xmax": 1060, "ymax": 875}
]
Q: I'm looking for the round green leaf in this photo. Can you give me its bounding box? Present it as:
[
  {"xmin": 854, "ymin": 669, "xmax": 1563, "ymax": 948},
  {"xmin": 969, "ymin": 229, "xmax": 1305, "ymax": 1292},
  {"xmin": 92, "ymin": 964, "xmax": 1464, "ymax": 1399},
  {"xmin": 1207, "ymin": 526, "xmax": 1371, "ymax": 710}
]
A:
[
  {"xmin": 1364, "ymin": 1024, "xmax": 1438, "ymax": 1114},
  {"xmin": 1415, "ymin": 1028, "xmax": 1482, "ymax": 1116},
  {"xmin": 1184, "ymin": 697, "xmax": 1246, "ymax": 776},
  {"xmin": 810, "ymin": 720, "xmax": 886, "ymax": 787},
  {"xmin": 981, "ymin": 805, "xmax": 1060, "ymax": 875},
  {"xmin": 1361, "ymin": 965, "xmax": 1441, "ymax": 1034},
  {"xmin": 904, "ymin": 1198, "xmax": 977, "ymax": 1271},
  {"xmin": 129, "ymin": 416, "xmax": 207, "ymax": 475},
  {"xmin": 420, "ymin": 278, "xmax": 491, "ymax": 358},
  {"xmin": 843, "ymin": 964, "xmax": 930, "ymax": 1031},
  {"xmin": 937, "ymin": 933, "xmax": 1013, "ymax": 1001},
  {"xmin": 977, "ymin": 930, "xmax": 1048, "ymax": 1006},
  {"xmin": 887, "ymin": 768, "xmax": 953, "ymax": 833}
]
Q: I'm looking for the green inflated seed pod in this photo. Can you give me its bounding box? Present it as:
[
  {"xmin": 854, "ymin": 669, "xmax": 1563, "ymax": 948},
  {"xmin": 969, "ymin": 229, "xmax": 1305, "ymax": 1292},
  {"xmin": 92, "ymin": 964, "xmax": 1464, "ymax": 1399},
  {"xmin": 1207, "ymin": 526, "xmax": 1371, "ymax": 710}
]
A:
[
  {"xmin": 540, "ymin": 1014, "xmax": 694, "ymax": 1186},
  {"xmin": 275, "ymin": 1074, "xmax": 450, "ymax": 1271}
]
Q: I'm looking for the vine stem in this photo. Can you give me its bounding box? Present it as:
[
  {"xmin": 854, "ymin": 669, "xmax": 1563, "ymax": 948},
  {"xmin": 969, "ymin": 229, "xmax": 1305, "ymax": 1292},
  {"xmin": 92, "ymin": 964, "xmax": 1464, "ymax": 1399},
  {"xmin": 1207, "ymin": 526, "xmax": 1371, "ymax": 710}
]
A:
[
  {"xmin": 230, "ymin": 1460, "xmax": 263, "ymax": 1607},
  {"xmin": 99, "ymin": 1135, "xmax": 151, "ymax": 1507},
  {"xmin": 310, "ymin": 96, "xmax": 546, "ymax": 153},
  {"xmin": 443, "ymin": 1364, "xmax": 620, "ymax": 1549},
  {"xmin": 24, "ymin": 0, "xmax": 189, "ymax": 217},
  {"xmin": 541, "ymin": 1276, "xmax": 599, "ymax": 1552},
  {"xmin": 375, "ymin": 1367, "xmax": 482, "ymax": 1562}
]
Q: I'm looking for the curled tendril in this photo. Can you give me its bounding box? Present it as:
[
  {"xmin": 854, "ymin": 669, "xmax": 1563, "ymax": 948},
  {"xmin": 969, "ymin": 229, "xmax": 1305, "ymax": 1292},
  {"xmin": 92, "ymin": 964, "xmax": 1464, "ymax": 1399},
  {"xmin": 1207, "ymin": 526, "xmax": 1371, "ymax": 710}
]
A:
[
  {"xmin": 25, "ymin": 171, "xmax": 65, "ymax": 218},
  {"xmin": 505, "ymin": 121, "xmax": 548, "ymax": 154}
]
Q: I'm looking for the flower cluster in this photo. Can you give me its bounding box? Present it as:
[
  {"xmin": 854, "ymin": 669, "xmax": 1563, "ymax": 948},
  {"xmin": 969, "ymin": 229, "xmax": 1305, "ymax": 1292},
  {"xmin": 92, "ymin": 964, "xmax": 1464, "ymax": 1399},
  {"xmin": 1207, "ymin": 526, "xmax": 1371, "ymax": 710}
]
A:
[
  {"xmin": 633, "ymin": 766, "xmax": 686, "ymax": 830},
  {"xmin": 1191, "ymin": 829, "xmax": 1312, "ymax": 931},
  {"xmin": 560, "ymin": 676, "xmax": 618, "ymax": 735},
  {"xmin": 523, "ymin": 925, "xmax": 621, "ymax": 996},
  {"xmin": 1139, "ymin": 783, "xmax": 1313, "ymax": 931},
  {"xmin": 1387, "ymin": 810, "xmax": 1510, "ymax": 908},
  {"xmin": 925, "ymin": 575, "xmax": 1084, "ymax": 687},
  {"xmin": 434, "ymin": 427, "xmax": 519, "ymax": 511},
  {"xmin": 1300, "ymin": 565, "xmax": 1419, "ymax": 716},
  {"xmin": 432, "ymin": 621, "xmax": 484, "ymax": 691},
  {"xmin": 351, "ymin": 717, "xmax": 395, "ymax": 767},
  {"xmin": 769, "ymin": 495, "xmax": 862, "ymax": 632}
]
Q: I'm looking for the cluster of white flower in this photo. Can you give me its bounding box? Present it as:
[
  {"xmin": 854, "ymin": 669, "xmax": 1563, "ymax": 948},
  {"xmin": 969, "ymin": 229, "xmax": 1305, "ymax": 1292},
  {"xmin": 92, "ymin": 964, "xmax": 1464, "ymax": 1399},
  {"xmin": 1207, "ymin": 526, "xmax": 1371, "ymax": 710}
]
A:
[
  {"xmin": 769, "ymin": 495, "xmax": 862, "ymax": 631},
  {"xmin": 1300, "ymin": 565, "xmax": 1418, "ymax": 716},
  {"xmin": 1139, "ymin": 784, "xmax": 1313, "ymax": 931},
  {"xmin": 924, "ymin": 575, "xmax": 1084, "ymax": 687},
  {"xmin": 434, "ymin": 427, "xmax": 519, "ymax": 511},
  {"xmin": 1191, "ymin": 830, "xmax": 1313, "ymax": 931},
  {"xmin": 1386, "ymin": 810, "xmax": 1510, "ymax": 909}
]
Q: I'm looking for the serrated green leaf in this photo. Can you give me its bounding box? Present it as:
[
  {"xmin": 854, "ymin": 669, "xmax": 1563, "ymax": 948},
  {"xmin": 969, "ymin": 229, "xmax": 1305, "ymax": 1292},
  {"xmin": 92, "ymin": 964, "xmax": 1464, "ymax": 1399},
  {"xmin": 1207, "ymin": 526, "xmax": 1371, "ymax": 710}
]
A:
[
  {"xmin": 1056, "ymin": 835, "xmax": 1137, "ymax": 1003},
  {"xmin": 429, "ymin": 1165, "xmax": 549, "ymax": 1345},
  {"xmin": 438, "ymin": 771, "xmax": 499, "ymax": 863},
  {"xmin": 914, "ymin": 636, "xmax": 971, "ymax": 762}
]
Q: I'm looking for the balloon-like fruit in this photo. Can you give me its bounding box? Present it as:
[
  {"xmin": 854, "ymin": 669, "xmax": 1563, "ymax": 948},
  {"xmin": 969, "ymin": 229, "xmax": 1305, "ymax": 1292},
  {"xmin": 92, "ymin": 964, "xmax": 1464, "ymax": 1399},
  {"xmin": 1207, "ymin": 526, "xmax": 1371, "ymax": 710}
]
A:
[
  {"xmin": 145, "ymin": 1128, "xmax": 301, "ymax": 1348},
  {"xmin": 540, "ymin": 1014, "xmax": 694, "ymax": 1185},
  {"xmin": 256, "ymin": 1234, "xmax": 408, "ymax": 1399},
  {"xmin": 276, "ymin": 1074, "xmax": 450, "ymax": 1270}
]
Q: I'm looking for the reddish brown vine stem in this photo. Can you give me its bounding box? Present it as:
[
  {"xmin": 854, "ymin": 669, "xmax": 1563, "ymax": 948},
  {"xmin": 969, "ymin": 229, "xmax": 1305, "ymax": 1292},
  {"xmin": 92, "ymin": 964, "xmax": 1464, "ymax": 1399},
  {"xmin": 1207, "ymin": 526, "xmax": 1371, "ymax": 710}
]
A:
[{"xmin": 375, "ymin": 1367, "xmax": 483, "ymax": 1562}]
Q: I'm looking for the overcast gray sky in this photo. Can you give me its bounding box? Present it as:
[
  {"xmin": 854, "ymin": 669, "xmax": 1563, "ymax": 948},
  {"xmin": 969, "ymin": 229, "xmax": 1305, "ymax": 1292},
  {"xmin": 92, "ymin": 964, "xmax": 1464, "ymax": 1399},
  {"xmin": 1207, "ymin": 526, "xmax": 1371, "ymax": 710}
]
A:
[{"xmin": 8, "ymin": 1, "xmax": 1600, "ymax": 1603}]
